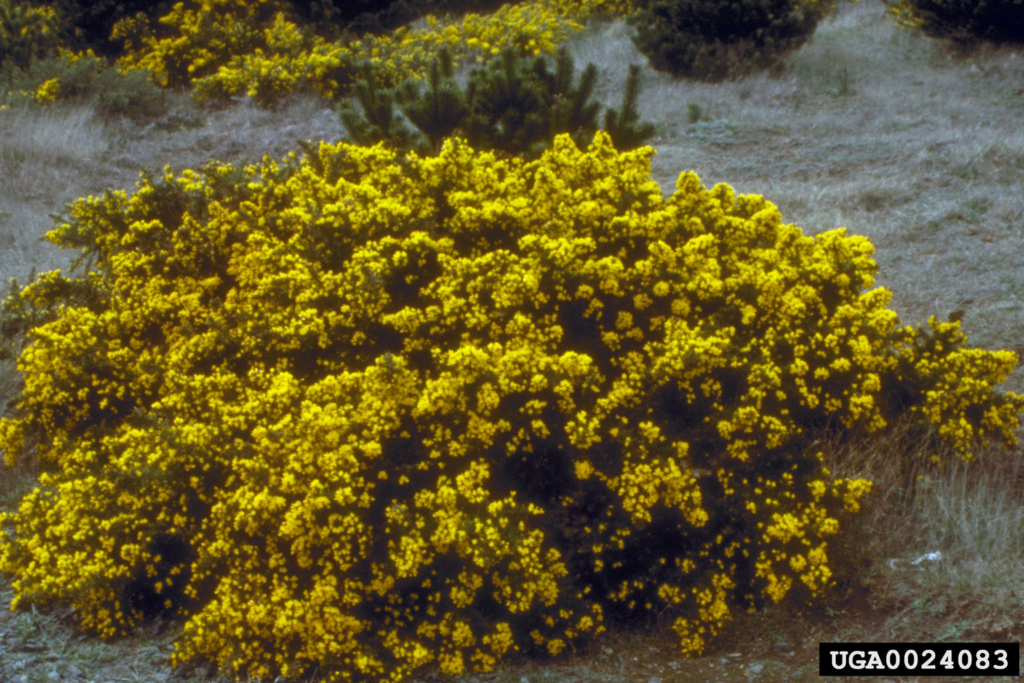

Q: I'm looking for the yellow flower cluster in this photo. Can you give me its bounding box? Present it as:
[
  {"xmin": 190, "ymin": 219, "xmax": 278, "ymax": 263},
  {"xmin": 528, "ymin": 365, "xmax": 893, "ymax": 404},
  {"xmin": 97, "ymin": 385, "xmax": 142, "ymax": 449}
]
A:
[
  {"xmin": 113, "ymin": 0, "xmax": 638, "ymax": 106},
  {"xmin": 1, "ymin": 133, "xmax": 1020, "ymax": 680},
  {"xmin": 889, "ymin": 316, "xmax": 1022, "ymax": 461},
  {"xmin": 337, "ymin": 0, "xmax": 635, "ymax": 88},
  {"xmin": 113, "ymin": 0, "xmax": 282, "ymax": 86},
  {"xmin": 33, "ymin": 76, "xmax": 59, "ymax": 103}
]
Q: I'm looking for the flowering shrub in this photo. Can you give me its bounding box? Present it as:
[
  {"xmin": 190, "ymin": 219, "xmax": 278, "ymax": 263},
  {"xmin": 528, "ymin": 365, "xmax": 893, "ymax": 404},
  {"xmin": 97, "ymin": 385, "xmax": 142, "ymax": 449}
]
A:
[
  {"xmin": 888, "ymin": 0, "xmax": 1024, "ymax": 44},
  {"xmin": 5, "ymin": 48, "xmax": 164, "ymax": 118},
  {"xmin": 114, "ymin": 0, "xmax": 638, "ymax": 106},
  {"xmin": 0, "ymin": 0, "xmax": 60, "ymax": 70},
  {"xmin": 337, "ymin": 0, "xmax": 634, "ymax": 89},
  {"xmin": 113, "ymin": 0, "xmax": 297, "ymax": 88},
  {"xmin": 1, "ymin": 133, "xmax": 1021, "ymax": 682},
  {"xmin": 189, "ymin": 13, "xmax": 350, "ymax": 105}
]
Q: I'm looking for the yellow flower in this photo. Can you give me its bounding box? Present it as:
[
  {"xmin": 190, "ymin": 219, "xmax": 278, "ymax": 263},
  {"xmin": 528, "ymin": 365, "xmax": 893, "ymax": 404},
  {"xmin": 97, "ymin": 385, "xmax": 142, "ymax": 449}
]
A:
[{"xmin": 34, "ymin": 78, "xmax": 60, "ymax": 104}]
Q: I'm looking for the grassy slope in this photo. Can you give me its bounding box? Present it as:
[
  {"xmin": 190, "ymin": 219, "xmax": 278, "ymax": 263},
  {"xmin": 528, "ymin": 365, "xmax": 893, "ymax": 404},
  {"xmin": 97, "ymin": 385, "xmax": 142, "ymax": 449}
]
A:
[{"xmin": 2, "ymin": 1, "xmax": 1024, "ymax": 681}]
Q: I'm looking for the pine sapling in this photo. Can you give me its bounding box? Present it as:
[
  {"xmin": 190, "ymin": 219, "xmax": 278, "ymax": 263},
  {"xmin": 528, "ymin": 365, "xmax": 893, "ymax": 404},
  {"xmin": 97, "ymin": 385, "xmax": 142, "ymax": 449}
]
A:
[
  {"xmin": 463, "ymin": 47, "xmax": 549, "ymax": 157},
  {"xmin": 541, "ymin": 47, "xmax": 601, "ymax": 147},
  {"xmin": 337, "ymin": 60, "xmax": 416, "ymax": 148},
  {"xmin": 396, "ymin": 48, "xmax": 468, "ymax": 154},
  {"xmin": 604, "ymin": 64, "xmax": 656, "ymax": 151}
]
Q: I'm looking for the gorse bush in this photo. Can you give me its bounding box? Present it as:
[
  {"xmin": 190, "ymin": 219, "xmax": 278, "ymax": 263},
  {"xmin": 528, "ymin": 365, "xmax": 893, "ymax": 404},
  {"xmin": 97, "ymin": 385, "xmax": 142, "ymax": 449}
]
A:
[
  {"xmin": 888, "ymin": 0, "xmax": 1024, "ymax": 44},
  {"xmin": 5, "ymin": 49, "xmax": 164, "ymax": 118},
  {"xmin": 5, "ymin": 0, "xmax": 639, "ymax": 110},
  {"xmin": 340, "ymin": 46, "xmax": 654, "ymax": 157},
  {"xmin": 631, "ymin": 0, "xmax": 837, "ymax": 81},
  {"xmin": 0, "ymin": 2, "xmax": 161, "ymax": 118},
  {"xmin": 1, "ymin": 134, "xmax": 1021, "ymax": 682},
  {"xmin": 0, "ymin": 0, "xmax": 60, "ymax": 71},
  {"xmin": 337, "ymin": 0, "xmax": 636, "ymax": 89},
  {"xmin": 113, "ymin": 0, "xmax": 637, "ymax": 107}
]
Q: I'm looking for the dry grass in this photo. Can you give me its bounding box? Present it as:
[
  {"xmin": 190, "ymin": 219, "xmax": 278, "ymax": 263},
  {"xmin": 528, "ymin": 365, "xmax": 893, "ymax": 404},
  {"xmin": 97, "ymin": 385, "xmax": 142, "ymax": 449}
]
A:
[
  {"xmin": 0, "ymin": 94, "xmax": 345, "ymax": 287},
  {"xmin": 570, "ymin": 0, "xmax": 1024, "ymax": 392},
  {"xmin": 0, "ymin": 104, "xmax": 114, "ymax": 281},
  {"xmin": 826, "ymin": 424, "xmax": 1024, "ymax": 629}
]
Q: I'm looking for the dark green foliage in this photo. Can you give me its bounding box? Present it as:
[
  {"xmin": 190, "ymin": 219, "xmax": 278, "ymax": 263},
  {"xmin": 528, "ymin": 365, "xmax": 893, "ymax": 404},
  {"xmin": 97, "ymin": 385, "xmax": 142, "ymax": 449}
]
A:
[
  {"xmin": 395, "ymin": 48, "xmax": 467, "ymax": 152},
  {"xmin": 892, "ymin": 0, "xmax": 1024, "ymax": 44},
  {"xmin": 537, "ymin": 47, "xmax": 602, "ymax": 149},
  {"xmin": 631, "ymin": 0, "xmax": 834, "ymax": 81},
  {"xmin": 44, "ymin": 0, "xmax": 173, "ymax": 56},
  {"xmin": 292, "ymin": 0, "xmax": 512, "ymax": 38},
  {"xmin": 461, "ymin": 47, "xmax": 554, "ymax": 157},
  {"xmin": 338, "ymin": 60, "xmax": 417, "ymax": 148},
  {"xmin": 340, "ymin": 46, "xmax": 655, "ymax": 158},
  {"xmin": 0, "ymin": 0, "xmax": 59, "ymax": 71},
  {"xmin": 603, "ymin": 64, "xmax": 655, "ymax": 151}
]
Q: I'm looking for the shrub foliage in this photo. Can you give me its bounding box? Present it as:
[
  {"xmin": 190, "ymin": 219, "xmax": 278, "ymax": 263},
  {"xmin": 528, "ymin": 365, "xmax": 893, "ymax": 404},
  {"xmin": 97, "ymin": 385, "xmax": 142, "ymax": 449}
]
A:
[
  {"xmin": 1, "ymin": 134, "xmax": 1021, "ymax": 682},
  {"xmin": 888, "ymin": 0, "xmax": 1024, "ymax": 44},
  {"xmin": 0, "ymin": 0, "xmax": 60, "ymax": 71},
  {"xmin": 631, "ymin": 0, "xmax": 836, "ymax": 81},
  {"xmin": 113, "ymin": 0, "xmax": 637, "ymax": 106},
  {"xmin": 5, "ymin": 48, "xmax": 164, "ymax": 118},
  {"xmin": 340, "ymin": 46, "xmax": 654, "ymax": 157}
]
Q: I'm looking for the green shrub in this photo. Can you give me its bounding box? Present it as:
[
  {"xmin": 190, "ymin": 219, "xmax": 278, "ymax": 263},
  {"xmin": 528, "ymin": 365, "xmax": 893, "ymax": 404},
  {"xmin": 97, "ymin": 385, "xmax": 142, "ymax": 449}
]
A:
[
  {"xmin": 338, "ymin": 59, "xmax": 421, "ymax": 148},
  {"xmin": 631, "ymin": 0, "xmax": 837, "ymax": 81},
  {"xmin": 0, "ymin": 134, "xmax": 1020, "ymax": 682},
  {"xmin": 4, "ymin": 49, "xmax": 164, "ymax": 119},
  {"xmin": 0, "ymin": 0, "xmax": 60, "ymax": 72},
  {"xmin": 888, "ymin": 0, "xmax": 1024, "ymax": 44},
  {"xmin": 340, "ymin": 46, "xmax": 655, "ymax": 156},
  {"xmin": 115, "ymin": 0, "xmax": 637, "ymax": 108}
]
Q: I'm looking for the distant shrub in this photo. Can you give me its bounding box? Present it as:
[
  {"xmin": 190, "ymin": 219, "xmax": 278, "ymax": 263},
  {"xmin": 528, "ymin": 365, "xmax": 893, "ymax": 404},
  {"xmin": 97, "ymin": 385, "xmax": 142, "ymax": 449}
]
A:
[
  {"xmin": 631, "ymin": 0, "xmax": 837, "ymax": 81},
  {"xmin": 113, "ymin": 0, "xmax": 638, "ymax": 107},
  {"xmin": 342, "ymin": 0, "xmax": 636, "ymax": 89},
  {"xmin": 45, "ymin": 0, "xmax": 172, "ymax": 56},
  {"xmin": 113, "ymin": 0, "xmax": 296, "ymax": 88},
  {"xmin": 6, "ymin": 49, "xmax": 164, "ymax": 118},
  {"xmin": 0, "ymin": 0, "xmax": 60, "ymax": 71},
  {"xmin": 888, "ymin": 0, "xmax": 1024, "ymax": 44},
  {"xmin": 603, "ymin": 63, "xmax": 656, "ymax": 150},
  {"xmin": 1, "ymin": 133, "xmax": 1020, "ymax": 682},
  {"xmin": 340, "ymin": 46, "xmax": 654, "ymax": 156}
]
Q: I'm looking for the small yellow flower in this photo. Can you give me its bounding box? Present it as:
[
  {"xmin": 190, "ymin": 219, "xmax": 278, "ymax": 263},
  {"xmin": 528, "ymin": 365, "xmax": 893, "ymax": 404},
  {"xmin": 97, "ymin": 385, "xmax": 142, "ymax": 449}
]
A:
[{"xmin": 35, "ymin": 78, "xmax": 60, "ymax": 104}]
